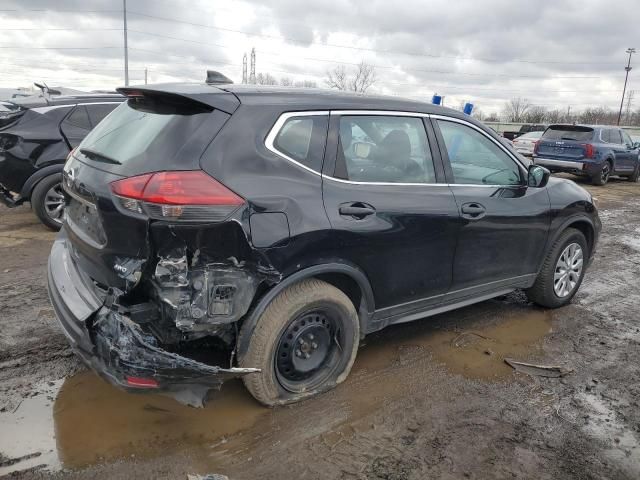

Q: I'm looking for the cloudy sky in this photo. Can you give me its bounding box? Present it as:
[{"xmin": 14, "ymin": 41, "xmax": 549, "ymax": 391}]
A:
[{"xmin": 0, "ymin": 0, "xmax": 637, "ymax": 114}]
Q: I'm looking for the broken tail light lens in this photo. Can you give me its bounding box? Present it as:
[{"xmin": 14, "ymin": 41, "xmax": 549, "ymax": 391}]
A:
[
  {"xmin": 125, "ymin": 376, "xmax": 159, "ymax": 388},
  {"xmin": 110, "ymin": 171, "xmax": 245, "ymax": 222}
]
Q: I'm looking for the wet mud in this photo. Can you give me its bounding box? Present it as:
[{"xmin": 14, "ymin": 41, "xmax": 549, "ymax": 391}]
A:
[{"xmin": 1, "ymin": 175, "xmax": 640, "ymax": 479}]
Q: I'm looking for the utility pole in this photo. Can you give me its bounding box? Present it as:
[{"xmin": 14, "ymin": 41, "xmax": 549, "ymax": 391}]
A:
[
  {"xmin": 249, "ymin": 48, "xmax": 256, "ymax": 84},
  {"xmin": 242, "ymin": 53, "xmax": 247, "ymax": 84},
  {"xmin": 144, "ymin": 68, "xmax": 148, "ymax": 85},
  {"xmin": 624, "ymin": 90, "xmax": 634, "ymax": 123},
  {"xmin": 617, "ymin": 47, "xmax": 635, "ymax": 125},
  {"xmin": 123, "ymin": 0, "xmax": 129, "ymax": 86}
]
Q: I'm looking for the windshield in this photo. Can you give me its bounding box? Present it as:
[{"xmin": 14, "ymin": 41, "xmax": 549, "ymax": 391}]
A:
[
  {"xmin": 79, "ymin": 97, "xmax": 212, "ymax": 165},
  {"xmin": 542, "ymin": 125, "xmax": 594, "ymax": 142}
]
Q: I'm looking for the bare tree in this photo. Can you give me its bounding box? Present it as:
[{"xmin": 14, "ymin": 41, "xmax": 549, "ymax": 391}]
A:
[
  {"xmin": 545, "ymin": 109, "xmax": 563, "ymax": 124},
  {"xmin": 294, "ymin": 80, "xmax": 318, "ymax": 88},
  {"xmin": 523, "ymin": 106, "xmax": 547, "ymax": 123},
  {"xmin": 471, "ymin": 107, "xmax": 485, "ymax": 121},
  {"xmin": 502, "ymin": 97, "xmax": 531, "ymax": 123},
  {"xmin": 255, "ymin": 73, "xmax": 278, "ymax": 85},
  {"xmin": 279, "ymin": 76, "xmax": 294, "ymax": 87},
  {"xmin": 578, "ymin": 107, "xmax": 613, "ymax": 125},
  {"xmin": 325, "ymin": 65, "xmax": 348, "ymax": 91},
  {"xmin": 485, "ymin": 112, "xmax": 500, "ymax": 122},
  {"xmin": 325, "ymin": 61, "xmax": 376, "ymax": 93}
]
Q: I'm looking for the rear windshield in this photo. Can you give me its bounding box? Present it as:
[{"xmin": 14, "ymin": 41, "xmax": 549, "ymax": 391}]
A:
[
  {"xmin": 542, "ymin": 125, "xmax": 594, "ymax": 142},
  {"xmin": 78, "ymin": 95, "xmax": 212, "ymax": 165}
]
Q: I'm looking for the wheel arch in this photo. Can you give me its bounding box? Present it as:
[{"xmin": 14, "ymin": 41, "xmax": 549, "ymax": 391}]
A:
[
  {"xmin": 19, "ymin": 163, "xmax": 64, "ymax": 200},
  {"xmin": 543, "ymin": 215, "xmax": 596, "ymax": 266},
  {"xmin": 237, "ymin": 262, "xmax": 375, "ymax": 358}
]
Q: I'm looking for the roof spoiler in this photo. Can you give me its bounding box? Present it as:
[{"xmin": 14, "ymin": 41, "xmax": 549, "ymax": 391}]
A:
[
  {"xmin": 205, "ymin": 70, "xmax": 233, "ymax": 85},
  {"xmin": 116, "ymin": 85, "xmax": 240, "ymax": 114}
]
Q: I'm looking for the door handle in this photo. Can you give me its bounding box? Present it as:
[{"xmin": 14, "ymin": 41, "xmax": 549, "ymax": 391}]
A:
[
  {"xmin": 339, "ymin": 204, "xmax": 376, "ymax": 218},
  {"xmin": 461, "ymin": 203, "xmax": 486, "ymax": 220}
]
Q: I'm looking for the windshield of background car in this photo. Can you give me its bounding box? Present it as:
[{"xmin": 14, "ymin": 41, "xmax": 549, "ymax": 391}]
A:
[
  {"xmin": 542, "ymin": 125, "xmax": 594, "ymax": 141},
  {"xmin": 78, "ymin": 96, "xmax": 212, "ymax": 165},
  {"xmin": 519, "ymin": 131, "xmax": 543, "ymax": 140}
]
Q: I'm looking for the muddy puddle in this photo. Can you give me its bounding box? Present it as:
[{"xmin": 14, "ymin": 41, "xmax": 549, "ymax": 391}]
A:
[{"xmin": 0, "ymin": 304, "xmax": 554, "ymax": 475}]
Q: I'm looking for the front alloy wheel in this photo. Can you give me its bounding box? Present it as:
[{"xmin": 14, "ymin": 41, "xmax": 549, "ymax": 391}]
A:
[
  {"xmin": 526, "ymin": 227, "xmax": 588, "ymax": 308},
  {"xmin": 553, "ymin": 242, "xmax": 583, "ymax": 298}
]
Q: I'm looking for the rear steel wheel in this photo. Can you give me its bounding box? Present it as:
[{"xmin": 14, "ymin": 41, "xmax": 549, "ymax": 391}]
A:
[
  {"xmin": 275, "ymin": 309, "xmax": 342, "ymax": 393},
  {"xmin": 239, "ymin": 279, "xmax": 359, "ymax": 406}
]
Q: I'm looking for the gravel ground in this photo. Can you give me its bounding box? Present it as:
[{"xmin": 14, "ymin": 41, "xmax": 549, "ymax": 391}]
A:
[{"xmin": 1, "ymin": 175, "xmax": 639, "ymax": 480}]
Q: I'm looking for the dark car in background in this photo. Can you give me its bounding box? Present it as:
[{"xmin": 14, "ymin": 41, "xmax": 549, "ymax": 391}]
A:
[
  {"xmin": 48, "ymin": 83, "xmax": 600, "ymax": 407},
  {"xmin": 503, "ymin": 123, "xmax": 546, "ymax": 141},
  {"xmin": 533, "ymin": 124, "xmax": 640, "ymax": 185},
  {"xmin": 0, "ymin": 93, "xmax": 123, "ymax": 228}
]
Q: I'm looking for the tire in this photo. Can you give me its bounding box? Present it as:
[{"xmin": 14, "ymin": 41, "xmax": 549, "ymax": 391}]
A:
[
  {"xmin": 31, "ymin": 174, "xmax": 64, "ymax": 231},
  {"xmin": 629, "ymin": 163, "xmax": 639, "ymax": 182},
  {"xmin": 591, "ymin": 161, "xmax": 611, "ymax": 186},
  {"xmin": 239, "ymin": 279, "xmax": 360, "ymax": 406},
  {"xmin": 526, "ymin": 228, "xmax": 588, "ymax": 308}
]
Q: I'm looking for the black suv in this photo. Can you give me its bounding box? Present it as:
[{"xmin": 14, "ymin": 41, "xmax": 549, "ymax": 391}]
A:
[
  {"xmin": 48, "ymin": 84, "xmax": 601, "ymax": 406},
  {"xmin": 0, "ymin": 93, "xmax": 123, "ymax": 229}
]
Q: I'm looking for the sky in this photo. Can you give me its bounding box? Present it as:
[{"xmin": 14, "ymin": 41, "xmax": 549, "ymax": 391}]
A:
[{"xmin": 0, "ymin": 0, "xmax": 637, "ymax": 115}]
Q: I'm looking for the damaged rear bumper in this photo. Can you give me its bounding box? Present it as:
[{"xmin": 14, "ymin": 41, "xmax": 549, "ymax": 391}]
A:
[{"xmin": 47, "ymin": 232, "xmax": 258, "ymax": 402}]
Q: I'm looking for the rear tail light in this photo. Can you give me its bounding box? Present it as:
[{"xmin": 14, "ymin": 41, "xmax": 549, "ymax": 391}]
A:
[
  {"xmin": 533, "ymin": 140, "xmax": 540, "ymax": 155},
  {"xmin": 582, "ymin": 143, "xmax": 595, "ymax": 158},
  {"xmin": 125, "ymin": 376, "xmax": 159, "ymax": 388},
  {"xmin": 110, "ymin": 170, "xmax": 245, "ymax": 222}
]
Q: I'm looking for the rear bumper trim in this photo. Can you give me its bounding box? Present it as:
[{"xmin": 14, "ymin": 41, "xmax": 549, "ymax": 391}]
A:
[
  {"xmin": 533, "ymin": 158, "xmax": 585, "ymax": 170},
  {"xmin": 47, "ymin": 231, "xmax": 259, "ymax": 404}
]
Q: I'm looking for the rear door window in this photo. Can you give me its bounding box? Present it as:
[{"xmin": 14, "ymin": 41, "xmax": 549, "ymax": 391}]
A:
[
  {"xmin": 63, "ymin": 106, "xmax": 91, "ymax": 130},
  {"xmin": 611, "ymin": 129, "xmax": 623, "ymax": 144},
  {"xmin": 272, "ymin": 115, "xmax": 328, "ymax": 173},
  {"xmin": 86, "ymin": 103, "xmax": 119, "ymax": 128},
  {"xmin": 61, "ymin": 105, "xmax": 92, "ymax": 148},
  {"xmin": 542, "ymin": 126, "xmax": 594, "ymax": 142},
  {"xmin": 335, "ymin": 115, "xmax": 436, "ymax": 183}
]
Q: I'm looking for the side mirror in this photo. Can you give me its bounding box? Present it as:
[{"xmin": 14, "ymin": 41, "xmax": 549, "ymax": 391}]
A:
[
  {"xmin": 528, "ymin": 164, "xmax": 550, "ymax": 188},
  {"xmin": 633, "ymin": 142, "xmax": 640, "ymax": 149}
]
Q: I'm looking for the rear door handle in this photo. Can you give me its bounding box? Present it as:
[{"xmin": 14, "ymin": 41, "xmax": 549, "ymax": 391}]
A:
[
  {"xmin": 461, "ymin": 202, "xmax": 486, "ymax": 220},
  {"xmin": 339, "ymin": 204, "xmax": 376, "ymax": 218}
]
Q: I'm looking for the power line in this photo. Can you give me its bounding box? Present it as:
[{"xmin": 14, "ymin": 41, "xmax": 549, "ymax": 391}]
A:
[
  {"xmin": 124, "ymin": 10, "xmax": 619, "ymax": 66},
  {"xmin": 125, "ymin": 28, "xmax": 602, "ymax": 80},
  {"xmin": 0, "ymin": 45, "xmax": 120, "ymax": 50},
  {"xmin": 1, "ymin": 28, "xmax": 121, "ymax": 31},
  {"xmin": 1, "ymin": 6, "xmax": 624, "ymax": 68}
]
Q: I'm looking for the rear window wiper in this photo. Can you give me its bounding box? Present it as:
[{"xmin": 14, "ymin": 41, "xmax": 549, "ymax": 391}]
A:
[
  {"xmin": 560, "ymin": 136, "xmax": 579, "ymax": 141},
  {"xmin": 79, "ymin": 148, "xmax": 121, "ymax": 165}
]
